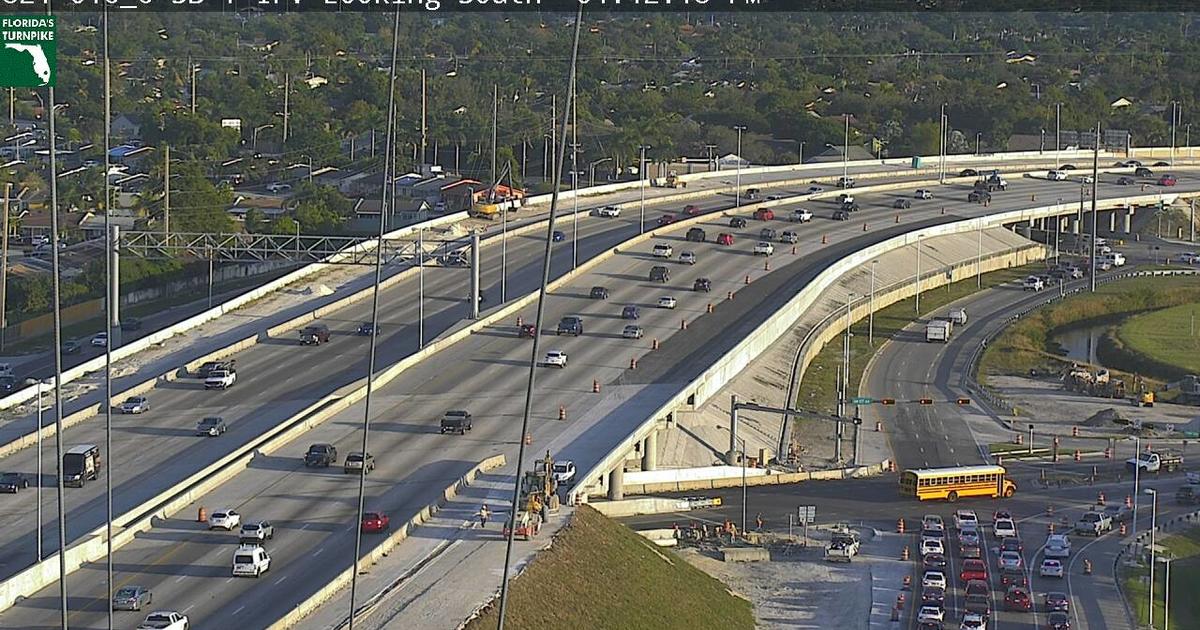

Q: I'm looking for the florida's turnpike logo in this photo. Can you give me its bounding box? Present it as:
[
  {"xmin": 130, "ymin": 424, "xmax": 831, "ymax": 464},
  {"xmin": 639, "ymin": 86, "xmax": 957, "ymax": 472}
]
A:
[{"xmin": 0, "ymin": 16, "xmax": 55, "ymax": 87}]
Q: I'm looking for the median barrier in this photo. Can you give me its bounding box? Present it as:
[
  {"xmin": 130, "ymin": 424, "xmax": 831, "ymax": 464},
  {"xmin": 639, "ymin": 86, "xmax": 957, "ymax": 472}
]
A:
[
  {"xmin": 618, "ymin": 460, "xmax": 890, "ymax": 495},
  {"xmin": 266, "ymin": 454, "xmax": 507, "ymax": 630}
]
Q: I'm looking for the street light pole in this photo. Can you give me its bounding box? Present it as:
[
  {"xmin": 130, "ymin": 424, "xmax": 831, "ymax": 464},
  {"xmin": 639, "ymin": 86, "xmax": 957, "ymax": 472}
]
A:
[
  {"xmin": 1164, "ymin": 556, "xmax": 1172, "ymax": 630},
  {"xmin": 1171, "ymin": 101, "xmax": 1178, "ymax": 167},
  {"xmin": 868, "ymin": 261, "xmax": 877, "ymax": 346},
  {"xmin": 35, "ymin": 378, "xmax": 42, "ymax": 561},
  {"xmin": 914, "ymin": 235, "xmax": 923, "ymax": 313},
  {"xmin": 252, "ymin": 124, "xmax": 273, "ymax": 151},
  {"xmin": 734, "ymin": 126, "xmax": 746, "ymax": 209},
  {"xmin": 1132, "ymin": 436, "xmax": 1141, "ymax": 541},
  {"xmin": 1055, "ymin": 102, "xmax": 1061, "ymax": 169},
  {"xmin": 1146, "ymin": 487, "xmax": 1158, "ymax": 628},
  {"xmin": 842, "ymin": 114, "xmax": 849, "ymax": 183},
  {"xmin": 638, "ymin": 144, "xmax": 650, "ymax": 234},
  {"xmin": 975, "ymin": 132, "xmax": 981, "ymax": 156}
]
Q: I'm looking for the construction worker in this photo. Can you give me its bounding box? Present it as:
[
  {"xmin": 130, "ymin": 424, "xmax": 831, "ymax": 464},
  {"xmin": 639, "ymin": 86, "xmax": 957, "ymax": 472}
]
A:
[
  {"xmin": 755, "ymin": 512, "xmax": 765, "ymax": 531},
  {"xmin": 479, "ymin": 504, "xmax": 490, "ymax": 528}
]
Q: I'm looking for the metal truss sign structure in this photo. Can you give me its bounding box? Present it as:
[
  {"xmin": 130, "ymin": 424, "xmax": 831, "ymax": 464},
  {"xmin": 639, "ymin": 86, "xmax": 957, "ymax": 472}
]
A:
[{"xmin": 118, "ymin": 230, "xmax": 472, "ymax": 266}]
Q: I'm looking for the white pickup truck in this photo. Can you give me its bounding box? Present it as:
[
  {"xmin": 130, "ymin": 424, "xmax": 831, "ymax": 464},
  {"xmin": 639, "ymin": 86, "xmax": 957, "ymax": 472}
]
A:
[
  {"xmin": 1126, "ymin": 451, "xmax": 1184, "ymax": 473},
  {"xmin": 204, "ymin": 369, "xmax": 237, "ymax": 390},
  {"xmin": 1075, "ymin": 510, "xmax": 1112, "ymax": 536},
  {"xmin": 138, "ymin": 611, "xmax": 190, "ymax": 630}
]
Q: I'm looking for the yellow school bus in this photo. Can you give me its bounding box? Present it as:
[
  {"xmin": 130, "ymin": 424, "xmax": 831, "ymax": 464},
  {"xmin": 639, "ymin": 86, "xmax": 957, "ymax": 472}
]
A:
[{"xmin": 899, "ymin": 465, "xmax": 1017, "ymax": 502}]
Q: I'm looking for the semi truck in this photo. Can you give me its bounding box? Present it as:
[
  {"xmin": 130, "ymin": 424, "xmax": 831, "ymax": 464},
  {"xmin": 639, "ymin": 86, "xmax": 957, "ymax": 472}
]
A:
[{"xmin": 926, "ymin": 320, "xmax": 953, "ymax": 343}]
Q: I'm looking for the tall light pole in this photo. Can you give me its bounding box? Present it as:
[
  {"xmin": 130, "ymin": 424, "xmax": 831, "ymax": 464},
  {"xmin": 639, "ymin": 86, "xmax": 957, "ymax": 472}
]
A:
[
  {"xmin": 975, "ymin": 132, "xmax": 981, "ymax": 156},
  {"xmin": 1145, "ymin": 487, "xmax": 1158, "ymax": 628},
  {"xmin": 938, "ymin": 104, "xmax": 946, "ymax": 184},
  {"xmin": 733, "ymin": 125, "xmax": 746, "ymax": 208},
  {"xmin": 1090, "ymin": 122, "xmax": 1099, "ymax": 292},
  {"xmin": 868, "ymin": 261, "xmax": 877, "ymax": 346},
  {"xmin": 1132, "ymin": 436, "xmax": 1142, "ymax": 542},
  {"xmin": 841, "ymin": 115, "xmax": 849, "ymax": 184},
  {"xmin": 589, "ymin": 157, "xmax": 611, "ymax": 187},
  {"xmin": 1170, "ymin": 100, "xmax": 1179, "ymax": 167},
  {"xmin": 252, "ymin": 123, "xmax": 273, "ymax": 151},
  {"xmin": 35, "ymin": 378, "xmax": 42, "ymax": 561},
  {"xmin": 638, "ymin": 144, "xmax": 650, "ymax": 234},
  {"xmin": 914, "ymin": 235, "xmax": 923, "ymax": 313},
  {"xmin": 1163, "ymin": 555, "xmax": 1173, "ymax": 630},
  {"xmin": 1055, "ymin": 102, "xmax": 1062, "ymax": 169}
]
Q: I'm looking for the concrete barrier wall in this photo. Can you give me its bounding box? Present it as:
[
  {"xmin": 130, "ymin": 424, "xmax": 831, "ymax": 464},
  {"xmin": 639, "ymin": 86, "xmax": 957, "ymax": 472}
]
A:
[
  {"xmin": 569, "ymin": 188, "xmax": 1200, "ymax": 502},
  {"xmin": 620, "ymin": 461, "xmax": 890, "ymax": 496},
  {"xmin": 624, "ymin": 465, "xmax": 771, "ymax": 485},
  {"xmin": 588, "ymin": 499, "xmax": 694, "ymax": 518},
  {"xmin": 266, "ymin": 455, "xmax": 507, "ymax": 630}
]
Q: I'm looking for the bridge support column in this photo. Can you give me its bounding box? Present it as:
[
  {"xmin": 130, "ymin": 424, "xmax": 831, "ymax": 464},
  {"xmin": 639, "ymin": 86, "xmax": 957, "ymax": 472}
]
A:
[
  {"xmin": 726, "ymin": 394, "xmax": 740, "ymax": 465},
  {"xmin": 1123, "ymin": 208, "xmax": 1134, "ymax": 234},
  {"xmin": 607, "ymin": 464, "xmax": 625, "ymax": 501},
  {"xmin": 1108, "ymin": 210, "xmax": 1117, "ymax": 233},
  {"xmin": 641, "ymin": 430, "xmax": 658, "ymax": 471}
]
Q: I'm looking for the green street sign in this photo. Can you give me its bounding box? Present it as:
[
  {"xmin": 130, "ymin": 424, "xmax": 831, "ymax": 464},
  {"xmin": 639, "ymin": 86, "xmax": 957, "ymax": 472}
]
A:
[
  {"xmin": 851, "ymin": 396, "xmax": 874, "ymax": 405},
  {"xmin": 0, "ymin": 16, "xmax": 55, "ymax": 88}
]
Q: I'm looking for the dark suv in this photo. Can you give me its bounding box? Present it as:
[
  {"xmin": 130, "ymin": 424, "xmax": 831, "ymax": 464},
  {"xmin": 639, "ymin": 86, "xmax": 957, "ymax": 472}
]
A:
[
  {"xmin": 304, "ymin": 444, "xmax": 337, "ymax": 467},
  {"xmin": 589, "ymin": 286, "xmax": 610, "ymax": 300},
  {"xmin": 440, "ymin": 410, "xmax": 473, "ymax": 435},
  {"xmin": 693, "ymin": 278, "xmax": 712, "ymax": 292},
  {"xmin": 686, "ymin": 227, "xmax": 706, "ymax": 242},
  {"xmin": 649, "ymin": 266, "xmax": 670, "ymax": 283},
  {"xmin": 556, "ymin": 316, "xmax": 584, "ymax": 336},
  {"xmin": 300, "ymin": 324, "xmax": 331, "ymax": 345}
]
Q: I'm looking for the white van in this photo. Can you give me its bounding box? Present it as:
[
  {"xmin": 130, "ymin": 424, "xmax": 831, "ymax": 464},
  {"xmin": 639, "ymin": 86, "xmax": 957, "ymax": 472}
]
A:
[
  {"xmin": 1102, "ymin": 252, "xmax": 1126, "ymax": 267},
  {"xmin": 232, "ymin": 545, "xmax": 271, "ymax": 577}
]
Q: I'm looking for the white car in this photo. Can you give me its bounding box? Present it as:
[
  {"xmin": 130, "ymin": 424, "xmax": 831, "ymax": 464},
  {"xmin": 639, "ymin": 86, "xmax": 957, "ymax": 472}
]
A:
[
  {"xmin": 915, "ymin": 189, "xmax": 933, "ymax": 199},
  {"xmin": 1044, "ymin": 534, "xmax": 1071, "ymax": 558},
  {"xmin": 920, "ymin": 538, "xmax": 945, "ymax": 557},
  {"xmin": 120, "ymin": 396, "xmax": 150, "ymax": 414},
  {"xmin": 656, "ymin": 296, "xmax": 678, "ymax": 310},
  {"xmin": 1047, "ymin": 170, "xmax": 1068, "ymax": 181},
  {"xmin": 753, "ymin": 241, "xmax": 774, "ymax": 256},
  {"xmin": 954, "ymin": 509, "xmax": 979, "ymax": 530},
  {"xmin": 552, "ymin": 460, "xmax": 576, "ymax": 484},
  {"xmin": 265, "ymin": 182, "xmax": 292, "ymax": 193},
  {"xmin": 917, "ymin": 605, "xmax": 945, "ymax": 623},
  {"xmin": 595, "ymin": 205, "xmax": 621, "ymax": 217},
  {"xmin": 543, "ymin": 350, "xmax": 568, "ymax": 368},
  {"xmin": 91, "ymin": 332, "xmax": 109, "ymax": 347},
  {"xmin": 994, "ymin": 518, "xmax": 1018, "ymax": 539},
  {"xmin": 922, "ymin": 514, "xmax": 945, "ymax": 529},
  {"xmin": 1179, "ymin": 252, "xmax": 1200, "ymax": 264},
  {"xmin": 806, "ymin": 185, "xmax": 824, "ymax": 194},
  {"xmin": 651, "ymin": 243, "xmax": 674, "ymax": 258},
  {"xmin": 1022, "ymin": 276, "xmax": 1044, "ymax": 291},
  {"xmin": 791, "ymin": 209, "xmax": 813, "ymax": 223},
  {"xmin": 960, "ymin": 612, "xmax": 988, "ymax": 630},
  {"xmin": 1040, "ymin": 558, "xmax": 1065, "ymax": 578},
  {"xmin": 1081, "ymin": 175, "xmax": 1095, "ymax": 184},
  {"xmin": 679, "ymin": 251, "xmax": 697, "ymax": 265},
  {"xmin": 622, "ymin": 325, "xmax": 644, "ymax": 339},
  {"xmin": 208, "ymin": 509, "xmax": 241, "ymax": 531},
  {"xmin": 998, "ymin": 550, "xmax": 1023, "ymax": 570},
  {"xmin": 921, "ymin": 570, "xmax": 947, "ymax": 590},
  {"xmin": 137, "ymin": 611, "xmax": 189, "ymax": 630}
]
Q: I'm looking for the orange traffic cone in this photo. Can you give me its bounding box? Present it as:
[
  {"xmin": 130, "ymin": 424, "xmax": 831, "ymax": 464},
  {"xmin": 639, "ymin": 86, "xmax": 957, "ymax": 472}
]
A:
[
  {"xmin": 198, "ymin": 506, "xmax": 207, "ymax": 523},
  {"xmin": 707, "ymin": 303, "xmax": 714, "ymax": 314},
  {"xmin": 558, "ymin": 405, "xmax": 566, "ymax": 420},
  {"xmin": 895, "ymin": 214, "xmax": 901, "ymax": 223},
  {"xmin": 524, "ymin": 433, "xmax": 532, "ymax": 445},
  {"xmin": 680, "ymin": 319, "xmax": 687, "ymax": 330},
  {"xmin": 862, "ymin": 222, "xmax": 869, "ymax": 231},
  {"xmin": 821, "ymin": 234, "xmax": 828, "ymax": 244},
  {"xmin": 764, "ymin": 260, "xmax": 770, "ymax": 271},
  {"xmin": 629, "ymin": 358, "xmax": 638, "ymax": 370},
  {"xmin": 592, "ymin": 379, "xmax": 600, "ymax": 393},
  {"xmin": 1097, "ymin": 492, "xmax": 1106, "ymax": 505},
  {"xmin": 744, "ymin": 274, "xmax": 751, "ymax": 285}
]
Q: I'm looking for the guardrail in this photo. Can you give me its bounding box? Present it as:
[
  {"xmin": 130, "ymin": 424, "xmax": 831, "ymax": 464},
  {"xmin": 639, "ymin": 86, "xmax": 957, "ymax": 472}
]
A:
[
  {"xmin": 569, "ymin": 189, "xmax": 1200, "ymax": 502},
  {"xmin": 962, "ymin": 268, "xmax": 1200, "ymax": 418}
]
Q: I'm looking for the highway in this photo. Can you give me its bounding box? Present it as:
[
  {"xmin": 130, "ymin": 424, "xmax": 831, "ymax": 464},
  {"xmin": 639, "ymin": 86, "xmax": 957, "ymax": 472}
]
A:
[
  {"xmin": 860, "ymin": 247, "xmax": 1199, "ymax": 629},
  {"xmin": 2, "ymin": 167, "xmax": 1196, "ymax": 628}
]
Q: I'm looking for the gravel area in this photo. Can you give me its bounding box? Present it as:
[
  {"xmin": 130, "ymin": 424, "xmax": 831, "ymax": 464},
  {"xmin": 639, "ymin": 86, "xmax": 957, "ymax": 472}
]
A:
[{"xmin": 988, "ymin": 374, "xmax": 1200, "ymax": 436}]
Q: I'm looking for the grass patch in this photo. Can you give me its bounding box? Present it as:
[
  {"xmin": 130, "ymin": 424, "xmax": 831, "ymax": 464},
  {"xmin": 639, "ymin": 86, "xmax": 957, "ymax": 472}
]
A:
[
  {"xmin": 977, "ymin": 276, "xmax": 1200, "ymax": 384},
  {"xmin": 1122, "ymin": 527, "xmax": 1200, "ymax": 630},
  {"xmin": 796, "ymin": 264, "xmax": 1033, "ymax": 417},
  {"xmin": 1117, "ymin": 303, "xmax": 1200, "ymax": 375},
  {"xmin": 464, "ymin": 506, "xmax": 754, "ymax": 630}
]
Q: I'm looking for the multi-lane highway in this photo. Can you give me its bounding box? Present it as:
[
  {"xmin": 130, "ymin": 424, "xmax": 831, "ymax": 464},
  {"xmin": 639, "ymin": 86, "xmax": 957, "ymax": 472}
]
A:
[{"xmin": 2, "ymin": 165, "xmax": 1197, "ymax": 628}]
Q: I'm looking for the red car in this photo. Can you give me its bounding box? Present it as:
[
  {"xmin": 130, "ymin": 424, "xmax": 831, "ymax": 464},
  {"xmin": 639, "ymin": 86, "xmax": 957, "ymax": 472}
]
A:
[
  {"xmin": 959, "ymin": 558, "xmax": 988, "ymax": 583},
  {"xmin": 716, "ymin": 233, "xmax": 734, "ymax": 246},
  {"xmin": 361, "ymin": 511, "xmax": 390, "ymax": 533},
  {"xmin": 1005, "ymin": 586, "xmax": 1033, "ymax": 611},
  {"xmin": 657, "ymin": 213, "xmax": 677, "ymax": 226},
  {"xmin": 683, "ymin": 204, "xmax": 702, "ymax": 216},
  {"xmin": 752, "ymin": 208, "xmax": 775, "ymax": 221},
  {"xmin": 1159, "ymin": 174, "xmax": 1178, "ymax": 186}
]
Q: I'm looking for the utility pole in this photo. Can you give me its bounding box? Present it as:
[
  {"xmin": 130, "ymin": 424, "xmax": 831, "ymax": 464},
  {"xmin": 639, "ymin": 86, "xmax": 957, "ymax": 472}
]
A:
[
  {"xmin": 1055, "ymin": 102, "xmax": 1061, "ymax": 169},
  {"xmin": 282, "ymin": 73, "xmax": 290, "ymax": 144},
  {"xmin": 550, "ymin": 94, "xmax": 556, "ymax": 185},
  {"xmin": 1090, "ymin": 123, "xmax": 1099, "ymax": 292},
  {"xmin": 938, "ymin": 104, "xmax": 946, "ymax": 184},
  {"xmin": 1171, "ymin": 100, "xmax": 1179, "ymax": 166},
  {"xmin": 734, "ymin": 125, "xmax": 746, "ymax": 207},
  {"xmin": 0, "ymin": 182, "xmax": 9, "ymax": 352},
  {"xmin": 7, "ymin": 88, "xmax": 12, "ymax": 127},
  {"xmin": 163, "ymin": 145, "xmax": 170, "ymax": 236},
  {"xmin": 491, "ymin": 84, "xmax": 498, "ymax": 190},
  {"xmin": 843, "ymin": 114, "xmax": 850, "ymax": 184},
  {"xmin": 188, "ymin": 56, "xmax": 197, "ymax": 114},
  {"xmin": 420, "ymin": 68, "xmax": 427, "ymax": 165}
]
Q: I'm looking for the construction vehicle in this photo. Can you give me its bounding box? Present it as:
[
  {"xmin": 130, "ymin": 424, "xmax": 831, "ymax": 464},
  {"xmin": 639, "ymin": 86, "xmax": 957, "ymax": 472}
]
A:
[
  {"xmin": 1133, "ymin": 374, "xmax": 1155, "ymax": 407},
  {"xmin": 1062, "ymin": 365, "xmax": 1126, "ymax": 399},
  {"xmin": 657, "ymin": 170, "xmax": 686, "ymax": 189},
  {"xmin": 519, "ymin": 451, "xmax": 560, "ymax": 514},
  {"xmin": 469, "ymin": 197, "xmax": 520, "ymax": 220},
  {"xmin": 1164, "ymin": 375, "xmax": 1200, "ymax": 405}
]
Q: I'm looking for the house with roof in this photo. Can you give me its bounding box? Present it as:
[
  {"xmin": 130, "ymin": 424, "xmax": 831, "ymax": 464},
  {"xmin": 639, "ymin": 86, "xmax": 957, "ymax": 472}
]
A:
[
  {"xmin": 79, "ymin": 210, "xmax": 140, "ymax": 239},
  {"xmin": 111, "ymin": 114, "xmax": 141, "ymax": 141},
  {"xmin": 226, "ymin": 194, "xmax": 289, "ymax": 222},
  {"xmin": 348, "ymin": 197, "xmax": 431, "ymax": 233}
]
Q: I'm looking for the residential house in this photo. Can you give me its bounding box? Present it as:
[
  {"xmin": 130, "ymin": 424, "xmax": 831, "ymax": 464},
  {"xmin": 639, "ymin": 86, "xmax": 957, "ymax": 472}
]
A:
[
  {"xmin": 111, "ymin": 114, "xmax": 141, "ymax": 141},
  {"xmin": 18, "ymin": 209, "xmax": 87, "ymax": 241},
  {"xmin": 348, "ymin": 197, "xmax": 430, "ymax": 233},
  {"xmin": 226, "ymin": 194, "xmax": 289, "ymax": 222},
  {"xmin": 79, "ymin": 210, "xmax": 140, "ymax": 239}
]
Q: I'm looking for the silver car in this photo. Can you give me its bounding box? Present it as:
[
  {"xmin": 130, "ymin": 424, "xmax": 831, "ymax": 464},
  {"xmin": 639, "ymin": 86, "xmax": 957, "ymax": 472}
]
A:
[
  {"xmin": 111, "ymin": 585, "xmax": 152, "ymax": 611},
  {"xmin": 120, "ymin": 396, "xmax": 149, "ymax": 414},
  {"xmin": 622, "ymin": 325, "xmax": 644, "ymax": 339}
]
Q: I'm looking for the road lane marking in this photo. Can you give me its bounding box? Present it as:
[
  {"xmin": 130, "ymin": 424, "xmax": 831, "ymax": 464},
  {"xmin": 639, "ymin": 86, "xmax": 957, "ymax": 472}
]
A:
[
  {"xmin": 274, "ymin": 575, "xmax": 288, "ymax": 585},
  {"xmin": 232, "ymin": 605, "xmax": 245, "ymax": 616},
  {"xmin": 313, "ymin": 546, "xmax": 325, "ymax": 556},
  {"xmin": 174, "ymin": 575, "xmax": 186, "ymax": 583}
]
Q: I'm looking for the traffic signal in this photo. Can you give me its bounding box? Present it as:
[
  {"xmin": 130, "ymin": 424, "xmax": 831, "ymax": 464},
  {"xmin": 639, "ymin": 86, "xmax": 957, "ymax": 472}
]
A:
[
  {"xmin": 918, "ymin": 398, "xmax": 934, "ymax": 405},
  {"xmin": 880, "ymin": 398, "xmax": 896, "ymax": 405},
  {"xmin": 956, "ymin": 398, "xmax": 971, "ymax": 405}
]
